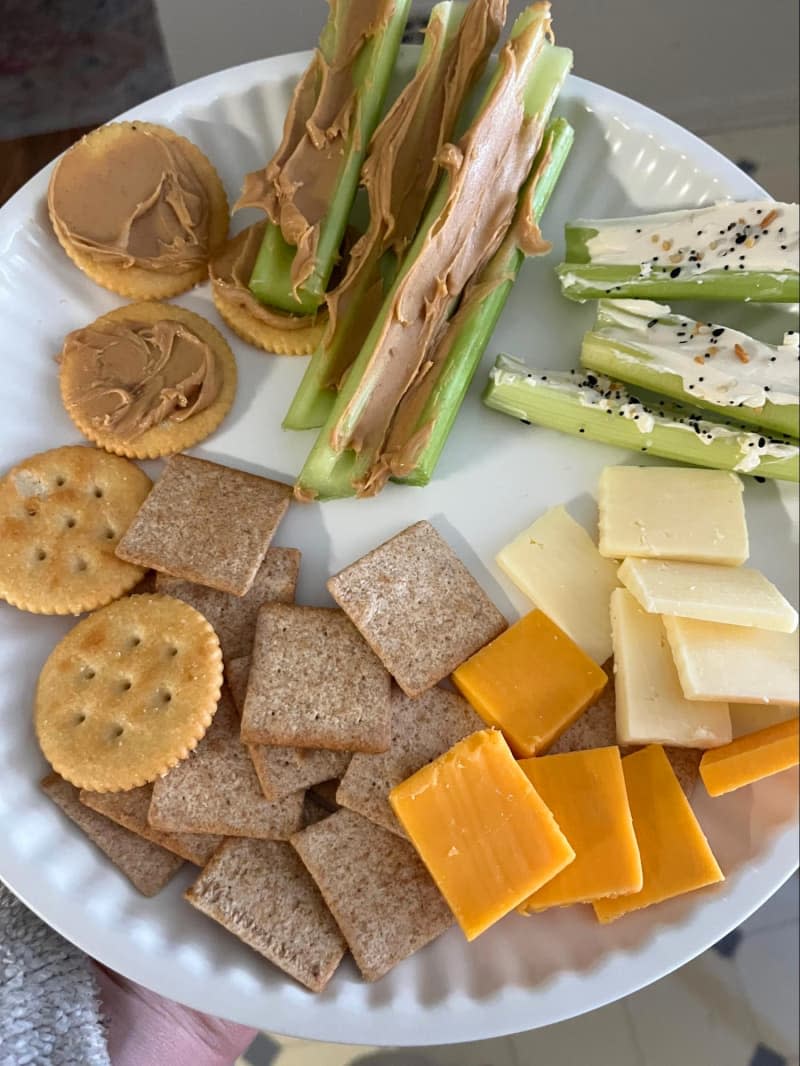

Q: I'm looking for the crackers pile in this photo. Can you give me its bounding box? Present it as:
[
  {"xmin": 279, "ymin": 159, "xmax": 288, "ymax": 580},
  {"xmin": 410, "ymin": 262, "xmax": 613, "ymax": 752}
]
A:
[{"xmin": 30, "ymin": 495, "xmax": 518, "ymax": 991}]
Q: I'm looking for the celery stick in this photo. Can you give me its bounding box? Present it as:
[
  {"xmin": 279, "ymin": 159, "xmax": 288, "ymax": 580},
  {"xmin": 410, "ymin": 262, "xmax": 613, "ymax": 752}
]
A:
[
  {"xmin": 296, "ymin": 6, "xmax": 563, "ymax": 500},
  {"xmin": 396, "ymin": 113, "xmax": 573, "ymax": 486},
  {"xmin": 557, "ymin": 201, "xmax": 799, "ymax": 303},
  {"xmin": 284, "ymin": 0, "xmax": 472, "ymax": 431},
  {"xmin": 482, "ymin": 354, "xmax": 799, "ymax": 482},
  {"xmin": 248, "ymin": 0, "xmax": 412, "ymax": 314},
  {"xmin": 580, "ymin": 300, "xmax": 799, "ymax": 440}
]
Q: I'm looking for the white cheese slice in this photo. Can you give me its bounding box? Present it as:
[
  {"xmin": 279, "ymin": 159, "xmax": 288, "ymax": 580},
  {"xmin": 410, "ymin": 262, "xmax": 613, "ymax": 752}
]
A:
[
  {"xmin": 730, "ymin": 702, "xmax": 798, "ymax": 739},
  {"xmin": 663, "ymin": 615, "xmax": 800, "ymax": 706},
  {"xmin": 610, "ymin": 588, "xmax": 731, "ymax": 748},
  {"xmin": 598, "ymin": 466, "xmax": 749, "ymax": 564},
  {"xmin": 495, "ymin": 505, "xmax": 620, "ymax": 664},
  {"xmin": 618, "ymin": 558, "xmax": 798, "ymax": 632}
]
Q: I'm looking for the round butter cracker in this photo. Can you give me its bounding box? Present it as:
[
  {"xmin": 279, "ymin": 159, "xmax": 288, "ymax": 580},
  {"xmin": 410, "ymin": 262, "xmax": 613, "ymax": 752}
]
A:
[
  {"xmin": 60, "ymin": 302, "xmax": 237, "ymax": 460},
  {"xmin": 49, "ymin": 122, "xmax": 229, "ymax": 300},
  {"xmin": 0, "ymin": 446, "xmax": 151, "ymax": 615},
  {"xmin": 212, "ymin": 287, "xmax": 326, "ymax": 355},
  {"xmin": 36, "ymin": 594, "xmax": 223, "ymax": 792}
]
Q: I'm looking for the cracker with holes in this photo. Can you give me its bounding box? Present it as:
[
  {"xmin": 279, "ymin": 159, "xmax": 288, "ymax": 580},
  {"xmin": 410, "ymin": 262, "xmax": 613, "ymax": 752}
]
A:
[
  {"xmin": 327, "ymin": 520, "xmax": 507, "ymax": 697},
  {"xmin": 42, "ymin": 774, "xmax": 183, "ymax": 896},
  {"xmin": 227, "ymin": 653, "xmax": 351, "ymax": 801},
  {"xmin": 35, "ymin": 594, "xmax": 223, "ymax": 792},
  {"xmin": 80, "ymin": 784, "xmax": 222, "ymax": 866},
  {"xmin": 185, "ymin": 838, "xmax": 347, "ymax": 992},
  {"xmin": 240, "ymin": 604, "xmax": 392, "ymax": 753},
  {"xmin": 148, "ymin": 687, "xmax": 305, "ymax": 838},
  {"xmin": 337, "ymin": 686, "xmax": 483, "ymax": 837},
  {"xmin": 0, "ymin": 445, "xmax": 151, "ymax": 615},
  {"xmin": 115, "ymin": 455, "xmax": 292, "ymax": 596},
  {"xmin": 156, "ymin": 547, "xmax": 300, "ymax": 665},
  {"xmin": 291, "ymin": 809, "xmax": 454, "ymax": 982}
]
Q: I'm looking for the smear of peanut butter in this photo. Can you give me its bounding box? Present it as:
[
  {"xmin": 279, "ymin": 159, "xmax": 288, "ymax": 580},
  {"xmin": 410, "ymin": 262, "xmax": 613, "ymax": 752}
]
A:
[
  {"xmin": 235, "ymin": 0, "xmax": 397, "ymax": 294},
  {"xmin": 367, "ymin": 134, "xmax": 556, "ymax": 491},
  {"xmin": 49, "ymin": 126, "xmax": 211, "ymax": 272},
  {"xmin": 322, "ymin": 0, "xmax": 507, "ymax": 390},
  {"xmin": 327, "ymin": 12, "xmax": 550, "ymax": 493},
  {"xmin": 210, "ymin": 223, "xmax": 320, "ymax": 330},
  {"xmin": 61, "ymin": 319, "xmax": 220, "ymax": 440}
]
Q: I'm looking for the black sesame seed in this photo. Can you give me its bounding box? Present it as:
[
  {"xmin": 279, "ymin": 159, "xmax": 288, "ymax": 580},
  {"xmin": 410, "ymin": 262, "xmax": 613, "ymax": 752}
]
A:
[
  {"xmin": 739, "ymin": 255, "xmax": 746, "ymax": 260},
  {"xmin": 781, "ymin": 244, "xmax": 787, "ymax": 250},
  {"xmin": 756, "ymin": 208, "xmax": 762, "ymax": 214},
  {"xmin": 541, "ymin": 375, "xmax": 547, "ymax": 381},
  {"xmin": 670, "ymin": 267, "xmax": 681, "ymax": 278},
  {"xmin": 724, "ymin": 264, "xmax": 730, "ymax": 270},
  {"xmin": 699, "ymin": 377, "xmax": 704, "ymax": 381},
  {"xmin": 697, "ymin": 230, "xmax": 703, "ymax": 236},
  {"xmin": 519, "ymin": 418, "xmax": 531, "ymax": 425},
  {"xmin": 727, "ymin": 222, "xmax": 736, "ymax": 231},
  {"xmin": 579, "ymin": 428, "xmax": 585, "ymax": 433},
  {"xmin": 755, "ymin": 475, "xmax": 766, "ymax": 483},
  {"xmin": 647, "ymin": 318, "xmax": 658, "ymax": 328},
  {"xmin": 735, "ymin": 234, "xmax": 746, "ymax": 244},
  {"xmin": 765, "ymin": 386, "xmax": 771, "ymax": 392},
  {"xmin": 758, "ymin": 437, "xmax": 766, "ymax": 447},
  {"xmin": 712, "ymin": 327, "xmax": 724, "ymax": 336},
  {"xmin": 770, "ymin": 356, "xmax": 777, "ymax": 362}
]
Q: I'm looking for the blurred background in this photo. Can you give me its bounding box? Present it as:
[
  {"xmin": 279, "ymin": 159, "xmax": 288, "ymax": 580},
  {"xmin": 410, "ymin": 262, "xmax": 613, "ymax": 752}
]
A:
[{"xmin": 1, "ymin": 3, "xmax": 797, "ymax": 1064}]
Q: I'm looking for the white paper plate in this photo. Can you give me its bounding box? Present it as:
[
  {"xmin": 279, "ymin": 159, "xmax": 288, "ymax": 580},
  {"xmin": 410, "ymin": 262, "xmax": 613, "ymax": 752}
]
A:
[{"xmin": 0, "ymin": 47, "xmax": 797, "ymax": 1047}]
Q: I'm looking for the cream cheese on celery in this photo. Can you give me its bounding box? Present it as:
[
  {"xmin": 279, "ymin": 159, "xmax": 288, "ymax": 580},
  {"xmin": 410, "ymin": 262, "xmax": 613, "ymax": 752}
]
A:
[
  {"xmin": 592, "ymin": 299, "xmax": 799, "ymax": 409},
  {"xmin": 581, "ymin": 200, "xmax": 799, "ymax": 277},
  {"xmin": 488, "ymin": 358, "xmax": 798, "ymax": 474}
]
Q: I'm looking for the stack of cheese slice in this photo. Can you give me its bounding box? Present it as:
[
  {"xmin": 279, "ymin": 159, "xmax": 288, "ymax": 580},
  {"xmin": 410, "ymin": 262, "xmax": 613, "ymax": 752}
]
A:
[{"xmin": 392, "ymin": 465, "xmax": 797, "ymax": 942}]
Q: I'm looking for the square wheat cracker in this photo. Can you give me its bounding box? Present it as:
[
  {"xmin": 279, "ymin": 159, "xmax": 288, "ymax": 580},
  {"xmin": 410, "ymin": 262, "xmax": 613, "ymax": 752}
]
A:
[
  {"xmin": 155, "ymin": 547, "xmax": 300, "ymax": 664},
  {"xmin": 337, "ymin": 686, "xmax": 482, "ymax": 836},
  {"xmin": 227, "ymin": 652, "xmax": 351, "ymax": 801},
  {"xmin": 148, "ymin": 687, "xmax": 304, "ymax": 838},
  {"xmin": 80, "ymin": 783, "xmax": 222, "ymax": 866},
  {"xmin": 185, "ymin": 838, "xmax": 346, "ymax": 992},
  {"xmin": 42, "ymin": 774, "xmax": 182, "ymax": 896},
  {"xmin": 116, "ymin": 454, "xmax": 292, "ymax": 595},
  {"xmin": 241, "ymin": 604, "xmax": 391, "ymax": 753},
  {"xmin": 291, "ymin": 809, "xmax": 453, "ymax": 982},
  {"xmin": 327, "ymin": 521, "xmax": 506, "ymax": 696}
]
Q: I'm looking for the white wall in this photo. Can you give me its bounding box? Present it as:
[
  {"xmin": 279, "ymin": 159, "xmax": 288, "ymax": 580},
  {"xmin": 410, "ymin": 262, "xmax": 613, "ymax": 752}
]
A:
[{"xmin": 153, "ymin": 0, "xmax": 799, "ymax": 134}]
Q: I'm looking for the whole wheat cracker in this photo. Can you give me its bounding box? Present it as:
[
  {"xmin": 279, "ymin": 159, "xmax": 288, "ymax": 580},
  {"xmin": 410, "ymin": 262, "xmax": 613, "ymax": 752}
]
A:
[
  {"xmin": 291, "ymin": 809, "xmax": 453, "ymax": 982},
  {"xmin": 548, "ymin": 663, "xmax": 701, "ymax": 798},
  {"xmin": 42, "ymin": 773, "xmax": 183, "ymax": 896},
  {"xmin": 185, "ymin": 838, "xmax": 346, "ymax": 993},
  {"xmin": 327, "ymin": 520, "xmax": 506, "ymax": 697},
  {"xmin": 337, "ymin": 686, "xmax": 483, "ymax": 837},
  {"xmin": 115, "ymin": 454, "xmax": 292, "ymax": 596},
  {"xmin": 156, "ymin": 547, "xmax": 300, "ymax": 665},
  {"xmin": 148, "ymin": 687, "xmax": 304, "ymax": 838},
  {"xmin": 80, "ymin": 783, "xmax": 222, "ymax": 866},
  {"xmin": 226, "ymin": 652, "xmax": 351, "ymax": 801},
  {"xmin": 241, "ymin": 604, "xmax": 391, "ymax": 753},
  {"xmin": 35, "ymin": 594, "xmax": 223, "ymax": 793},
  {"xmin": 0, "ymin": 445, "xmax": 150, "ymax": 615}
]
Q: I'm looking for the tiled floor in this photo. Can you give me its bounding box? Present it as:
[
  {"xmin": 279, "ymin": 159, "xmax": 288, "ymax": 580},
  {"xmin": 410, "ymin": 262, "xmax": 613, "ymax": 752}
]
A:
[{"xmin": 239, "ymin": 872, "xmax": 799, "ymax": 1066}]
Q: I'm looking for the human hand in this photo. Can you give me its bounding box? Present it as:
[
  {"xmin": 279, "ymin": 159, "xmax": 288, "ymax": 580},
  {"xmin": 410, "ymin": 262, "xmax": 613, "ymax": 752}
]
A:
[{"xmin": 94, "ymin": 962, "xmax": 258, "ymax": 1066}]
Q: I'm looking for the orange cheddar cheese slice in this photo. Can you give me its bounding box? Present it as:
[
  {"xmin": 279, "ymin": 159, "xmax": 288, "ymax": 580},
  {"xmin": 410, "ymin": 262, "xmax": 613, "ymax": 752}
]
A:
[
  {"xmin": 518, "ymin": 747, "xmax": 642, "ymax": 912},
  {"xmin": 593, "ymin": 745, "xmax": 723, "ymax": 924},
  {"xmin": 389, "ymin": 729, "xmax": 575, "ymax": 941},
  {"xmin": 451, "ymin": 610, "xmax": 608, "ymax": 758},
  {"xmin": 700, "ymin": 718, "xmax": 799, "ymax": 797}
]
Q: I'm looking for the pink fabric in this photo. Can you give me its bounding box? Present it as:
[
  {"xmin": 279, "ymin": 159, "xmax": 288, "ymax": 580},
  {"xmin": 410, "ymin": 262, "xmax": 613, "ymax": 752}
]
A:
[{"xmin": 94, "ymin": 962, "xmax": 258, "ymax": 1066}]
